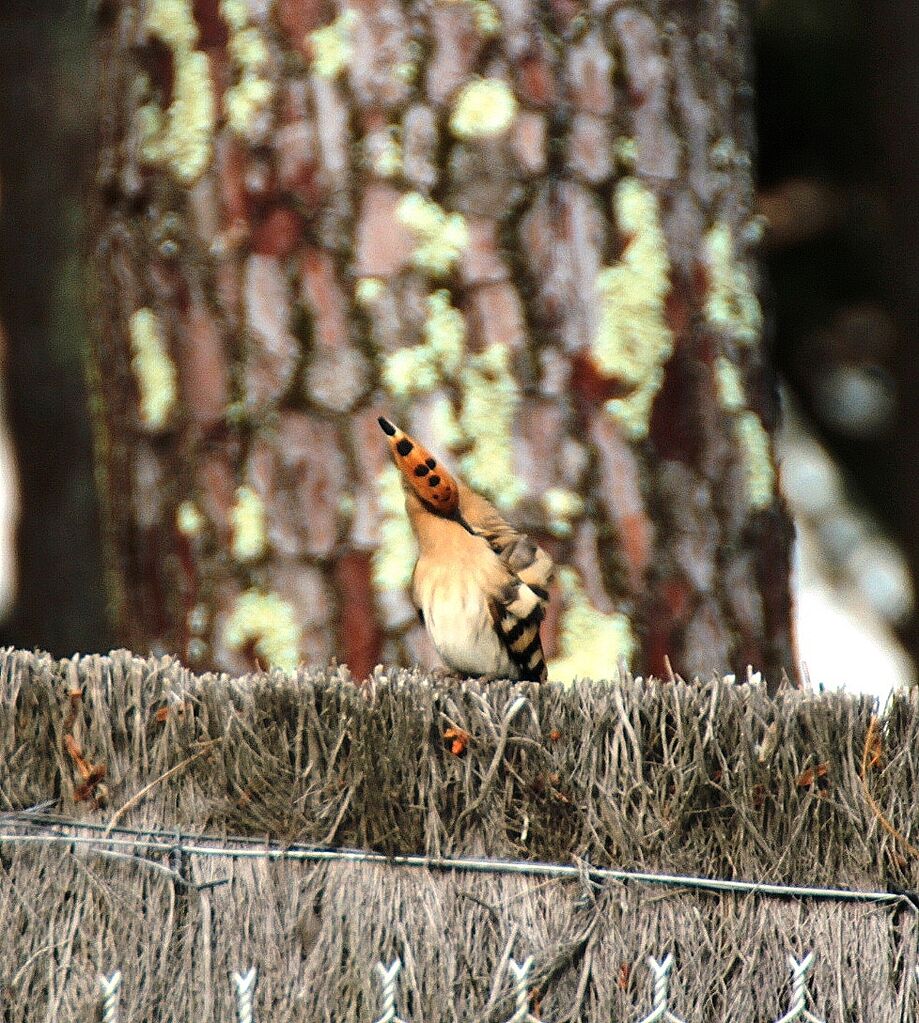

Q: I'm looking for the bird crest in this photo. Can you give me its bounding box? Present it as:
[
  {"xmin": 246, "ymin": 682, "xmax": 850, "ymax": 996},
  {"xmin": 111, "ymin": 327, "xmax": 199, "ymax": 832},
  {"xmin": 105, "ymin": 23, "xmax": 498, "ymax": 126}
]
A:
[{"xmin": 378, "ymin": 416, "xmax": 459, "ymax": 514}]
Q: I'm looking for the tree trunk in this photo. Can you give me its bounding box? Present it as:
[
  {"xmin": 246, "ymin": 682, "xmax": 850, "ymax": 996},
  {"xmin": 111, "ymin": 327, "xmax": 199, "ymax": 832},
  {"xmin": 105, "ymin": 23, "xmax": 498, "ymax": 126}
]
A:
[{"xmin": 91, "ymin": 0, "xmax": 794, "ymax": 688}]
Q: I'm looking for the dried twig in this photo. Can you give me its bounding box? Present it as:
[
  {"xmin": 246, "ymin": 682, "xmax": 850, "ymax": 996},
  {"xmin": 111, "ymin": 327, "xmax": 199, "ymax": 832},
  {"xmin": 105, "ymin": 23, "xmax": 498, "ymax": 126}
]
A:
[
  {"xmin": 103, "ymin": 739, "xmax": 223, "ymax": 837},
  {"xmin": 858, "ymin": 716, "xmax": 919, "ymax": 859}
]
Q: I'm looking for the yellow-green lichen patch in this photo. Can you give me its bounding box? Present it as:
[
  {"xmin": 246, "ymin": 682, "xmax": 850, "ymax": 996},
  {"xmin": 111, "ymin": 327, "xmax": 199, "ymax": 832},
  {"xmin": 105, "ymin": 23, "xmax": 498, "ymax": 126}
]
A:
[
  {"xmin": 441, "ymin": 0, "xmax": 501, "ymax": 35},
  {"xmin": 382, "ymin": 289, "xmax": 466, "ymax": 398},
  {"xmin": 365, "ymin": 125, "xmax": 403, "ymax": 178},
  {"xmin": 449, "ymin": 78, "xmax": 518, "ymax": 140},
  {"xmin": 394, "ymin": 40, "xmax": 423, "ymax": 84},
  {"xmin": 355, "ymin": 276, "xmax": 386, "ymax": 307},
  {"xmin": 188, "ymin": 602, "xmax": 209, "ymax": 635},
  {"xmin": 542, "ymin": 488, "xmax": 585, "ymax": 538},
  {"xmin": 548, "ymin": 566, "xmax": 636, "ymax": 683},
  {"xmin": 223, "ymin": 589, "xmax": 301, "ymax": 672},
  {"xmin": 715, "ymin": 355, "xmax": 745, "ymax": 412},
  {"xmin": 703, "ymin": 223, "xmax": 762, "ymax": 345},
  {"xmin": 594, "ymin": 177, "xmax": 673, "ymax": 440},
  {"xmin": 222, "ymin": 9, "xmax": 274, "ymax": 137},
  {"xmin": 458, "ymin": 343, "xmax": 527, "ymax": 511},
  {"xmin": 709, "ymin": 136, "xmax": 738, "ymax": 169},
  {"xmin": 470, "ymin": 0, "xmax": 500, "ymax": 35},
  {"xmin": 736, "ymin": 410, "xmax": 774, "ymax": 510},
  {"xmin": 714, "ymin": 356, "xmax": 775, "ymax": 510},
  {"xmin": 128, "ymin": 308, "xmax": 177, "ymax": 430},
  {"xmin": 308, "ymin": 9, "xmax": 357, "ymax": 79},
  {"xmin": 382, "ymin": 344, "xmax": 440, "ymax": 398},
  {"xmin": 230, "ymin": 485, "xmax": 268, "ymax": 562},
  {"xmin": 145, "ymin": 0, "xmax": 197, "ymax": 48},
  {"xmin": 219, "ymin": 0, "xmax": 247, "ymax": 30},
  {"xmin": 176, "ymin": 500, "xmax": 205, "ymax": 536},
  {"xmin": 430, "ymin": 394, "xmax": 464, "ymax": 449},
  {"xmin": 613, "ymin": 136, "xmax": 638, "ymax": 169},
  {"xmin": 372, "ymin": 464, "xmax": 418, "ymax": 590},
  {"xmin": 396, "ymin": 193, "xmax": 469, "ymax": 277},
  {"xmin": 140, "ymin": 0, "xmax": 215, "ymax": 183},
  {"xmin": 423, "ymin": 290, "xmax": 465, "ymax": 375}
]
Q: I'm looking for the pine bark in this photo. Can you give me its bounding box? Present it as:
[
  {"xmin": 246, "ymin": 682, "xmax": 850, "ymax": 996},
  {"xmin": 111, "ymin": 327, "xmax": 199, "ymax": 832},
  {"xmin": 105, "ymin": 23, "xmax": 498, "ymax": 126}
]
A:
[{"xmin": 91, "ymin": 0, "xmax": 794, "ymax": 688}]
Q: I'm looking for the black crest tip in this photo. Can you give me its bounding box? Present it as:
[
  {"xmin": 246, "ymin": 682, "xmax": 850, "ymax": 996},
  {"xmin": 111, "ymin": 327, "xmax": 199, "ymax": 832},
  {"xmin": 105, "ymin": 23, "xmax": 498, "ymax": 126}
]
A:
[{"xmin": 378, "ymin": 416, "xmax": 396, "ymax": 436}]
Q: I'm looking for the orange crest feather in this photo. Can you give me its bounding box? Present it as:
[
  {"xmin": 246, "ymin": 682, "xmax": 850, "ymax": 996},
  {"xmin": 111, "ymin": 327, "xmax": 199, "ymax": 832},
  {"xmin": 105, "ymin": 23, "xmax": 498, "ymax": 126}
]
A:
[{"xmin": 378, "ymin": 417, "xmax": 459, "ymax": 514}]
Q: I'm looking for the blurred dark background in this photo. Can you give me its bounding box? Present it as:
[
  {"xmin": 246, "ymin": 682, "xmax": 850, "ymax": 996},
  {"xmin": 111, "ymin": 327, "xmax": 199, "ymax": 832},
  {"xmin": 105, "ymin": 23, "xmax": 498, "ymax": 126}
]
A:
[
  {"xmin": 0, "ymin": 0, "xmax": 110, "ymax": 654},
  {"xmin": 0, "ymin": 0, "xmax": 916, "ymax": 676}
]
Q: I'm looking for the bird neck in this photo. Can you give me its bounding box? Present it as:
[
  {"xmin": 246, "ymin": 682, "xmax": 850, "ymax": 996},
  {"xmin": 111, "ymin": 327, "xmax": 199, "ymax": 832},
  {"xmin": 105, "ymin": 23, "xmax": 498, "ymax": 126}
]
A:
[{"xmin": 406, "ymin": 496, "xmax": 476, "ymax": 557}]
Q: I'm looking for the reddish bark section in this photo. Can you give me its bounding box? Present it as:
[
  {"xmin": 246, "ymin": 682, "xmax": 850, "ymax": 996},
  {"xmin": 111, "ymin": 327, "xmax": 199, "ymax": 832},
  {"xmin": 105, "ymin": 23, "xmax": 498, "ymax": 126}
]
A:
[{"xmin": 334, "ymin": 552, "xmax": 383, "ymax": 683}]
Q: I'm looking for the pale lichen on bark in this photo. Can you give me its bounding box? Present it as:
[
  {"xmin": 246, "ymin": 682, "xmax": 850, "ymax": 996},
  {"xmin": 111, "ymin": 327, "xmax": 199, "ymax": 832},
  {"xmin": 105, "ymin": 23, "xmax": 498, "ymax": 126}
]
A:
[{"xmin": 92, "ymin": 0, "xmax": 794, "ymax": 687}]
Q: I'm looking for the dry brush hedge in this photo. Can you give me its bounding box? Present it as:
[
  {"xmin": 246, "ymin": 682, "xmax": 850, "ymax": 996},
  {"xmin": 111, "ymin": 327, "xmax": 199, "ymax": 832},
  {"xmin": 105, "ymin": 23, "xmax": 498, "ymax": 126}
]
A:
[{"xmin": 0, "ymin": 648, "xmax": 918, "ymax": 1020}]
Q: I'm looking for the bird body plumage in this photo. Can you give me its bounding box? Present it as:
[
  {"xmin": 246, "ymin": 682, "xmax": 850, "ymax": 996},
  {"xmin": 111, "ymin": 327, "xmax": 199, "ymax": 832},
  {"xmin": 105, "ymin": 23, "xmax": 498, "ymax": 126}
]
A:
[{"xmin": 378, "ymin": 417, "xmax": 553, "ymax": 682}]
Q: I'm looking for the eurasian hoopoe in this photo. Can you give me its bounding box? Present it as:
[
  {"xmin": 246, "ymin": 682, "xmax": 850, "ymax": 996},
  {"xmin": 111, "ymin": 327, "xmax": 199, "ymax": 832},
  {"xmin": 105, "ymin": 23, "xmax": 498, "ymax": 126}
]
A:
[{"xmin": 378, "ymin": 416, "xmax": 554, "ymax": 682}]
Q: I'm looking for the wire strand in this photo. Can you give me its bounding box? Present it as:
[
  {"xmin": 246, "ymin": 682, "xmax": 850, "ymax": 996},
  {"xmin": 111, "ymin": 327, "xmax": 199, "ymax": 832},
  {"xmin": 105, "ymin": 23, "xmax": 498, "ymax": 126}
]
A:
[{"xmin": 0, "ymin": 810, "xmax": 912, "ymax": 909}]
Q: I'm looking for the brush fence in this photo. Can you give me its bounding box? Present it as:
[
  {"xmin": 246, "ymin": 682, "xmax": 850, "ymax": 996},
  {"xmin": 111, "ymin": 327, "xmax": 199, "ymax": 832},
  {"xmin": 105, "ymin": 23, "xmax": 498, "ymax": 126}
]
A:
[{"xmin": 0, "ymin": 649, "xmax": 917, "ymax": 1021}]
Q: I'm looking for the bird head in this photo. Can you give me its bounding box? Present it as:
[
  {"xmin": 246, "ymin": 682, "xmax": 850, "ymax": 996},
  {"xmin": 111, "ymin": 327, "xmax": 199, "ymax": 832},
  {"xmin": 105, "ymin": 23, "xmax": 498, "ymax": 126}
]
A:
[{"xmin": 378, "ymin": 416, "xmax": 460, "ymax": 516}]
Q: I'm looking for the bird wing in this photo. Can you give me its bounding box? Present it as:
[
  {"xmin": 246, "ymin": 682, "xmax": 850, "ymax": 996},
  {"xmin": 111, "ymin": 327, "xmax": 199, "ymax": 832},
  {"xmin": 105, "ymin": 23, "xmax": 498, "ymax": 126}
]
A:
[
  {"xmin": 487, "ymin": 576, "xmax": 549, "ymax": 682},
  {"xmin": 464, "ymin": 496, "xmax": 553, "ymax": 682}
]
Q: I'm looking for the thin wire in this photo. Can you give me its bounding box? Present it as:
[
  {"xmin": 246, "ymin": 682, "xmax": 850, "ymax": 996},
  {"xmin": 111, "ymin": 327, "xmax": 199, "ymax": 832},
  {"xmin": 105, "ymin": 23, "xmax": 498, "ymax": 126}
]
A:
[
  {"xmin": 232, "ymin": 968, "xmax": 257, "ymax": 1023},
  {"xmin": 0, "ymin": 814, "xmax": 911, "ymax": 909},
  {"xmin": 0, "ymin": 800, "xmax": 58, "ymax": 820},
  {"xmin": 634, "ymin": 955, "xmax": 686, "ymax": 1023},
  {"xmin": 0, "ymin": 829, "xmax": 227, "ymax": 891},
  {"xmin": 98, "ymin": 971, "xmax": 121, "ymax": 1023}
]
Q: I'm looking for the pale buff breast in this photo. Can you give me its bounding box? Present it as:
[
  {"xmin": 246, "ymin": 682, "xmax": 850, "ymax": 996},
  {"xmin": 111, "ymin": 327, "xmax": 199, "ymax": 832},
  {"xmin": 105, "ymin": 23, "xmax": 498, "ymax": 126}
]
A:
[{"xmin": 412, "ymin": 557, "xmax": 518, "ymax": 678}]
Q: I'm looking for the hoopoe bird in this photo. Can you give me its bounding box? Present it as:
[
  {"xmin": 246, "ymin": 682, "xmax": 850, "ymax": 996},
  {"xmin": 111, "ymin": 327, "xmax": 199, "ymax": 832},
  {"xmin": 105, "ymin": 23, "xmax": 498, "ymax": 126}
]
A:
[{"xmin": 378, "ymin": 416, "xmax": 553, "ymax": 682}]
